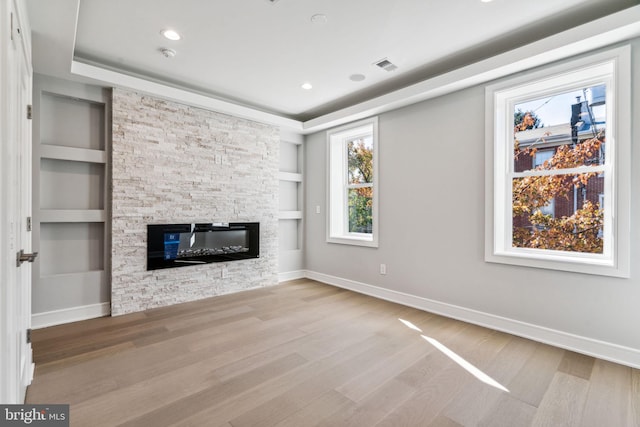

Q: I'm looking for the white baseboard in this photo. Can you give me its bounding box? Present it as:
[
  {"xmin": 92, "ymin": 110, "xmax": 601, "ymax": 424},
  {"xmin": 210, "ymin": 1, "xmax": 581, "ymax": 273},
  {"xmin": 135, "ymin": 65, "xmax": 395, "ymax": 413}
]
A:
[
  {"xmin": 31, "ymin": 302, "xmax": 111, "ymax": 329},
  {"xmin": 278, "ymin": 270, "xmax": 306, "ymax": 282},
  {"xmin": 304, "ymin": 270, "xmax": 640, "ymax": 369}
]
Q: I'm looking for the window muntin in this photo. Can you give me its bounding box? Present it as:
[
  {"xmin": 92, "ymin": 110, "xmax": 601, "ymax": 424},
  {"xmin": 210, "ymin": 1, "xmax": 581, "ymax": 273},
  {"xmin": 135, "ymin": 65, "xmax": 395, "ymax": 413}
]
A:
[
  {"xmin": 486, "ymin": 47, "xmax": 630, "ymax": 277},
  {"xmin": 327, "ymin": 117, "xmax": 378, "ymax": 247}
]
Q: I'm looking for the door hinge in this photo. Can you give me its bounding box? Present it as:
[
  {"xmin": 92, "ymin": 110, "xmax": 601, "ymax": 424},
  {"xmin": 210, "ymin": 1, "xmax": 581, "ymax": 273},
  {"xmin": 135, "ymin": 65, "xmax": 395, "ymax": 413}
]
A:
[
  {"xmin": 27, "ymin": 105, "xmax": 32, "ymax": 120},
  {"xmin": 26, "ymin": 328, "xmax": 32, "ymax": 344},
  {"xmin": 10, "ymin": 13, "xmax": 13, "ymax": 42},
  {"xmin": 16, "ymin": 249, "xmax": 38, "ymax": 267},
  {"xmin": 26, "ymin": 216, "xmax": 32, "ymax": 231}
]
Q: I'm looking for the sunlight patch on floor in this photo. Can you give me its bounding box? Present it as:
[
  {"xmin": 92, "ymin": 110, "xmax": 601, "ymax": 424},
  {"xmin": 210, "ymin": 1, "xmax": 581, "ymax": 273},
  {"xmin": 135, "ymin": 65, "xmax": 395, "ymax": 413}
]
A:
[
  {"xmin": 421, "ymin": 335, "xmax": 510, "ymax": 392},
  {"xmin": 399, "ymin": 318, "xmax": 423, "ymax": 332},
  {"xmin": 398, "ymin": 318, "xmax": 509, "ymax": 393}
]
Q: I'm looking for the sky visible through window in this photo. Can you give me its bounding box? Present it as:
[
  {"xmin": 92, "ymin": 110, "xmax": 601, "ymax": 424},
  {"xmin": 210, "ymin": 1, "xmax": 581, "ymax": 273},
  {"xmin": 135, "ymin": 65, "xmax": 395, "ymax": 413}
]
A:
[{"xmin": 515, "ymin": 85, "xmax": 605, "ymax": 127}]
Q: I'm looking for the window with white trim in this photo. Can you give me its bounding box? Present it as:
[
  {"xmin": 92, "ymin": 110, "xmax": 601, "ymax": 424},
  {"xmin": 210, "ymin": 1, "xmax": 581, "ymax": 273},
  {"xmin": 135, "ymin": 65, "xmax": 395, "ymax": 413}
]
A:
[
  {"xmin": 485, "ymin": 47, "xmax": 630, "ymax": 277},
  {"xmin": 327, "ymin": 117, "xmax": 378, "ymax": 247}
]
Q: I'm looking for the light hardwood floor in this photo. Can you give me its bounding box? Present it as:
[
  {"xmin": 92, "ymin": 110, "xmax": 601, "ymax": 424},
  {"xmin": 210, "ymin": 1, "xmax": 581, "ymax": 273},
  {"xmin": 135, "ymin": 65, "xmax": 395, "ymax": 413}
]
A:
[{"xmin": 26, "ymin": 279, "xmax": 640, "ymax": 426}]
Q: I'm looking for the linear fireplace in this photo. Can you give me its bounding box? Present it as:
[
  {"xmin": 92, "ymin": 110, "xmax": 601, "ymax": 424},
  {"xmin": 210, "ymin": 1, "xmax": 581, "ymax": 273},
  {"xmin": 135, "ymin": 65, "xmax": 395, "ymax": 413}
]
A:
[{"xmin": 147, "ymin": 222, "xmax": 259, "ymax": 270}]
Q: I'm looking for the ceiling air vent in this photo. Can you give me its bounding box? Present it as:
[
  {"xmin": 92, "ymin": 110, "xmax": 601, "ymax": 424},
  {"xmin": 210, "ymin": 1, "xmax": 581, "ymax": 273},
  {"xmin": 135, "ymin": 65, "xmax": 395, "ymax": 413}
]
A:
[{"xmin": 374, "ymin": 58, "xmax": 398, "ymax": 72}]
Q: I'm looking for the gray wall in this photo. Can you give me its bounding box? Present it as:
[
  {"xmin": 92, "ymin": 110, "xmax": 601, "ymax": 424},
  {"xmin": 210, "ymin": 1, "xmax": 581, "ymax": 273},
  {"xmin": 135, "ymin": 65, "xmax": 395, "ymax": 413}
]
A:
[
  {"xmin": 304, "ymin": 40, "xmax": 640, "ymax": 355},
  {"xmin": 111, "ymin": 88, "xmax": 279, "ymax": 315}
]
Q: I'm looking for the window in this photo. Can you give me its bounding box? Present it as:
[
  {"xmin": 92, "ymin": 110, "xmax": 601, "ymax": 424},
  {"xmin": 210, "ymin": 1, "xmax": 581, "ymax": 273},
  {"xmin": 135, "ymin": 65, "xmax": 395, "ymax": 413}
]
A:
[
  {"xmin": 327, "ymin": 117, "xmax": 378, "ymax": 247},
  {"xmin": 532, "ymin": 150, "xmax": 556, "ymax": 218},
  {"xmin": 485, "ymin": 47, "xmax": 630, "ymax": 277},
  {"xmin": 533, "ymin": 149, "xmax": 554, "ymax": 168}
]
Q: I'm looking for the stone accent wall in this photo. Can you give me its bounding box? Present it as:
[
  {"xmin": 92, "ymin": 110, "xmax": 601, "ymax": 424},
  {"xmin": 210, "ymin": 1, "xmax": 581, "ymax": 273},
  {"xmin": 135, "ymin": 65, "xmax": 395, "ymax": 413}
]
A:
[{"xmin": 111, "ymin": 88, "xmax": 279, "ymax": 315}]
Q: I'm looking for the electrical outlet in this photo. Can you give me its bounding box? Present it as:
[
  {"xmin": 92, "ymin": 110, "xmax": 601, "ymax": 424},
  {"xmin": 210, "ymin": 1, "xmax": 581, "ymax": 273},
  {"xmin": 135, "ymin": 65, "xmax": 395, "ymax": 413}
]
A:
[
  {"xmin": 316, "ymin": 205, "xmax": 321, "ymax": 214},
  {"xmin": 221, "ymin": 268, "xmax": 229, "ymax": 279},
  {"xmin": 380, "ymin": 264, "xmax": 387, "ymax": 275}
]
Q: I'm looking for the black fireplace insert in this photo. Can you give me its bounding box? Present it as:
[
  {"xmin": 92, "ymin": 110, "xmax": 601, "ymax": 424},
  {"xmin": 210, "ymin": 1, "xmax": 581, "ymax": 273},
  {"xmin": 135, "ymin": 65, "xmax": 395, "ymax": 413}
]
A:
[{"xmin": 147, "ymin": 222, "xmax": 259, "ymax": 270}]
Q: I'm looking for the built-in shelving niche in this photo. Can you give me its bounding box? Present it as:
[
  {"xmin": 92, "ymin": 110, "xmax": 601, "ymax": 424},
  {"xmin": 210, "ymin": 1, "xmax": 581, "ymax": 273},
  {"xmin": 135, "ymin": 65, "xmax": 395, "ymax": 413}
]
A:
[
  {"xmin": 278, "ymin": 134, "xmax": 303, "ymax": 276},
  {"xmin": 32, "ymin": 75, "xmax": 111, "ymax": 326}
]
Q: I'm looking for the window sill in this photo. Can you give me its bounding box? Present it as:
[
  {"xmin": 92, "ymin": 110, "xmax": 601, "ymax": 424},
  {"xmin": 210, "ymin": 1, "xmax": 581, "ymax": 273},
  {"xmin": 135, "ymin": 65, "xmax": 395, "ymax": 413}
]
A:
[
  {"xmin": 486, "ymin": 248, "xmax": 628, "ymax": 278},
  {"xmin": 327, "ymin": 234, "xmax": 378, "ymax": 248}
]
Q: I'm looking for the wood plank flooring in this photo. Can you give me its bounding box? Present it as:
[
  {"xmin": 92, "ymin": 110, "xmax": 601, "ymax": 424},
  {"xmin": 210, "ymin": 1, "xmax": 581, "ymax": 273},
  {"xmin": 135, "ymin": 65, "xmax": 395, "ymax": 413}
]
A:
[{"xmin": 26, "ymin": 279, "xmax": 640, "ymax": 426}]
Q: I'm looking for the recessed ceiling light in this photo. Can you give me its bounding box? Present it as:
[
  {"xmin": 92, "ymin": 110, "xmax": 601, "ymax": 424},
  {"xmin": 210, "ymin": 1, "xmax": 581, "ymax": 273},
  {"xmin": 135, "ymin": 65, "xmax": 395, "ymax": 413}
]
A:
[
  {"xmin": 481, "ymin": 0, "xmax": 493, "ymax": 2},
  {"xmin": 301, "ymin": 83, "xmax": 313, "ymax": 90},
  {"xmin": 310, "ymin": 14, "xmax": 328, "ymax": 24},
  {"xmin": 349, "ymin": 74, "xmax": 366, "ymax": 82},
  {"xmin": 161, "ymin": 29, "xmax": 181, "ymax": 41}
]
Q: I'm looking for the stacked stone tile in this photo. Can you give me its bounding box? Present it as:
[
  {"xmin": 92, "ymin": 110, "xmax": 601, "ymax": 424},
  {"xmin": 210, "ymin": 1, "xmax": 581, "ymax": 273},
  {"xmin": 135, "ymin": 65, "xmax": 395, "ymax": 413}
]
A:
[{"xmin": 111, "ymin": 88, "xmax": 279, "ymax": 315}]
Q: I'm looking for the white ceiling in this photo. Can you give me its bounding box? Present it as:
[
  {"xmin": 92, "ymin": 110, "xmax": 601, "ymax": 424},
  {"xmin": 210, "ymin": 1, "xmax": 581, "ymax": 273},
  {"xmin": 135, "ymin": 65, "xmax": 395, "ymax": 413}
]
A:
[{"xmin": 26, "ymin": 0, "xmax": 639, "ymax": 123}]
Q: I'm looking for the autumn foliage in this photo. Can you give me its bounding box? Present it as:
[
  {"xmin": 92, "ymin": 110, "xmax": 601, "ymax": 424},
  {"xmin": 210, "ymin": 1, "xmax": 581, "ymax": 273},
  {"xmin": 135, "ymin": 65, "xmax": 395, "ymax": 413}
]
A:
[
  {"xmin": 347, "ymin": 139, "xmax": 373, "ymax": 233},
  {"xmin": 512, "ymin": 112, "xmax": 604, "ymax": 253}
]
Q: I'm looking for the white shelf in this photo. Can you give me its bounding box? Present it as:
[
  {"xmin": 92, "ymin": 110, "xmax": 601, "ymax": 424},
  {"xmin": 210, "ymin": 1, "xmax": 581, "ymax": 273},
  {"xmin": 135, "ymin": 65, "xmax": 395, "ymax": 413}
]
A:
[
  {"xmin": 278, "ymin": 211, "xmax": 303, "ymax": 220},
  {"xmin": 40, "ymin": 144, "xmax": 107, "ymax": 164},
  {"xmin": 279, "ymin": 138, "xmax": 303, "ymax": 274},
  {"xmin": 278, "ymin": 171, "xmax": 303, "ymax": 182},
  {"xmin": 40, "ymin": 209, "xmax": 106, "ymax": 223}
]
